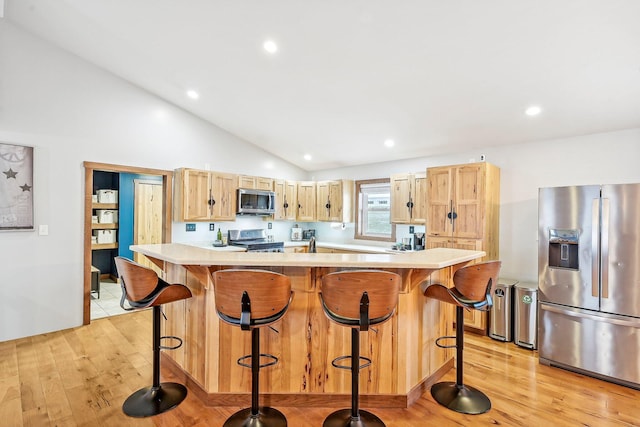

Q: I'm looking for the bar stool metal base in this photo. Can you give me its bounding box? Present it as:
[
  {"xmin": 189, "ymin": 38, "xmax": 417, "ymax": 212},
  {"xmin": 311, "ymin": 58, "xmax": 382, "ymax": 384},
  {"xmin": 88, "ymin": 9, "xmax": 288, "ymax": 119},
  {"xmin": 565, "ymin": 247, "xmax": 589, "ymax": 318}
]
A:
[
  {"xmin": 322, "ymin": 409, "xmax": 386, "ymax": 427},
  {"xmin": 223, "ymin": 406, "xmax": 287, "ymax": 427},
  {"xmin": 430, "ymin": 381, "xmax": 491, "ymax": 415},
  {"xmin": 122, "ymin": 382, "xmax": 187, "ymax": 417}
]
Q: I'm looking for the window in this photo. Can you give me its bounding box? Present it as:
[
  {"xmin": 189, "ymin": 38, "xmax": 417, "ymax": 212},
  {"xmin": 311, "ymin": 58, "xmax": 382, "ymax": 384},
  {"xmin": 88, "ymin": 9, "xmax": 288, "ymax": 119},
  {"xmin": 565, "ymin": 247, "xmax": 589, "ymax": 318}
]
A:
[{"xmin": 355, "ymin": 179, "xmax": 395, "ymax": 242}]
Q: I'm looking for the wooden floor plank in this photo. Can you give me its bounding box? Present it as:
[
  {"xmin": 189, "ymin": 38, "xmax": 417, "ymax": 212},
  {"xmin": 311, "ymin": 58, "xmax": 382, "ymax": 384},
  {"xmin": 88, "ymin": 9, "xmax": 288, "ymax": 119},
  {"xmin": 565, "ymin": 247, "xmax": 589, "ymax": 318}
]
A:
[{"xmin": 1, "ymin": 310, "xmax": 639, "ymax": 426}]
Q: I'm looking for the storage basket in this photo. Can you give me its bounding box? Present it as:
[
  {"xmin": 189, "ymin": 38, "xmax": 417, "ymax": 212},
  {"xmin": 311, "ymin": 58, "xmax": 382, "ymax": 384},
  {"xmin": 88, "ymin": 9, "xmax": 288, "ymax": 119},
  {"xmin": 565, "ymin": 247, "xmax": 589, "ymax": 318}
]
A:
[
  {"xmin": 97, "ymin": 210, "xmax": 118, "ymax": 223},
  {"xmin": 94, "ymin": 230, "xmax": 116, "ymax": 244},
  {"xmin": 97, "ymin": 189, "xmax": 118, "ymax": 204}
]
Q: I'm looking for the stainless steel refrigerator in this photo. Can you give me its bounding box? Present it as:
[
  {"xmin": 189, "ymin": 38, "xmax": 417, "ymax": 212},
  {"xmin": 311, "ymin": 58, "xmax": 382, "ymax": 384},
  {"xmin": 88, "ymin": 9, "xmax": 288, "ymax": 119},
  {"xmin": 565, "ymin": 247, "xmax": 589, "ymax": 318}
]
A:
[{"xmin": 538, "ymin": 184, "xmax": 640, "ymax": 389}]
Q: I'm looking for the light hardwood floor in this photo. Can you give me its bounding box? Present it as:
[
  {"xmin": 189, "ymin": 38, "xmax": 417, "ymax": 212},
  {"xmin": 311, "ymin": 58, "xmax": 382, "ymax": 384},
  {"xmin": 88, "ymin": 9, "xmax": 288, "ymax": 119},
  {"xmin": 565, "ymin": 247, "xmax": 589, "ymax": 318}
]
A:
[{"xmin": 1, "ymin": 310, "xmax": 638, "ymax": 426}]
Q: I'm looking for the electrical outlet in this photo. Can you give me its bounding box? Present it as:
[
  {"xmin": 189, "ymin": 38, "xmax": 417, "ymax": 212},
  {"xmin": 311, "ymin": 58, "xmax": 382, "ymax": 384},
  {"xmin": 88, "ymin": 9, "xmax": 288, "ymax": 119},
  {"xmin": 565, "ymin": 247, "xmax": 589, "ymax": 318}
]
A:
[
  {"xmin": 209, "ymin": 223, "xmax": 215, "ymax": 231},
  {"xmin": 268, "ymin": 222, "xmax": 273, "ymax": 229},
  {"xmin": 186, "ymin": 223, "xmax": 196, "ymax": 232},
  {"xmin": 480, "ymin": 154, "xmax": 486, "ymax": 161},
  {"xmin": 409, "ymin": 226, "xmax": 414, "ymax": 234}
]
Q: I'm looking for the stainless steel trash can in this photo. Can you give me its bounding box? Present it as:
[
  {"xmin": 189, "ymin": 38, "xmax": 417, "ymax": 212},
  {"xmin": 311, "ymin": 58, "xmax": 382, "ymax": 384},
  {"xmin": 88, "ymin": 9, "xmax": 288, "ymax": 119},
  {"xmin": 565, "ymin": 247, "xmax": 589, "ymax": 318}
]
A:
[
  {"xmin": 514, "ymin": 282, "xmax": 538, "ymax": 349},
  {"xmin": 489, "ymin": 278, "xmax": 517, "ymax": 341}
]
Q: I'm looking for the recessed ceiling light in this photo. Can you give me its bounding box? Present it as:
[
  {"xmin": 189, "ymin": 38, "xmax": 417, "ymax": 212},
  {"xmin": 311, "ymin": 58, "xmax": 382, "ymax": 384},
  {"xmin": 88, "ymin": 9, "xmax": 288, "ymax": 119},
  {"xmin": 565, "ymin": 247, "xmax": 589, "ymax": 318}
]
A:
[
  {"xmin": 186, "ymin": 90, "xmax": 199, "ymax": 100},
  {"xmin": 384, "ymin": 139, "xmax": 395, "ymax": 148},
  {"xmin": 303, "ymin": 154, "xmax": 312, "ymax": 161},
  {"xmin": 263, "ymin": 40, "xmax": 278, "ymax": 54},
  {"xmin": 525, "ymin": 105, "xmax": 542, "ymax": 116}
]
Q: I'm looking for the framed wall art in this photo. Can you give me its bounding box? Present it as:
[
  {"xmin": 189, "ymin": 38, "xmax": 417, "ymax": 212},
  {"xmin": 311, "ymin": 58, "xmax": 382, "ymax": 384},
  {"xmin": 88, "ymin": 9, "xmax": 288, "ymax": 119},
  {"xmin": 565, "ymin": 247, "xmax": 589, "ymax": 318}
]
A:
[{"xmin": 0, "ymin": 142, "xmax": 34, "ymax": 230}]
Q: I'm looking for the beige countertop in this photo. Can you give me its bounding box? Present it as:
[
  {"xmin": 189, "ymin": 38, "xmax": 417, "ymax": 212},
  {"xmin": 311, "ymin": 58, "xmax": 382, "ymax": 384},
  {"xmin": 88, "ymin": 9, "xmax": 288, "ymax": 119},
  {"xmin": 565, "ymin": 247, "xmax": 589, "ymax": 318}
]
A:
[{"xmin": 131, "ymin": 243, "xmax": 484, "ymax": 269}]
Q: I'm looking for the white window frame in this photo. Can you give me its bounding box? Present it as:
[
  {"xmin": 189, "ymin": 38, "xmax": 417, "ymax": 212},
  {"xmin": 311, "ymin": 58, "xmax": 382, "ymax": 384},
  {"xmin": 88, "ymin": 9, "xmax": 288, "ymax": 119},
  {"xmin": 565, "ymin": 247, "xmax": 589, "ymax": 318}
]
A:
[{"xmin": 354, "ymin": 179, "xmax": 396, "ymax": 242}]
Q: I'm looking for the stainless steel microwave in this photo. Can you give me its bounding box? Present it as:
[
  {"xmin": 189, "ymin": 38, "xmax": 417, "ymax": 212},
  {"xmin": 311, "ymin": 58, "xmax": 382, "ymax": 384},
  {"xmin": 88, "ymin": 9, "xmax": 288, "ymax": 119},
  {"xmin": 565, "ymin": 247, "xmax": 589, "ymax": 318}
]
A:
[{"xmin": 236, "ymin": 188, "xmax": 276, "ymax": 215}]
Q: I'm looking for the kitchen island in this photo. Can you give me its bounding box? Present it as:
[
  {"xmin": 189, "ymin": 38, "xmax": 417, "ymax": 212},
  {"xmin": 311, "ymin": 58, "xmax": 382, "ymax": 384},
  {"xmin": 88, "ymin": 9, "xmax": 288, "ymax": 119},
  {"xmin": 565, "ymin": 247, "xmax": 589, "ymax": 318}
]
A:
[{"xmin": 130, "ymin": 243, "xmax": 484, "ymax": 408}]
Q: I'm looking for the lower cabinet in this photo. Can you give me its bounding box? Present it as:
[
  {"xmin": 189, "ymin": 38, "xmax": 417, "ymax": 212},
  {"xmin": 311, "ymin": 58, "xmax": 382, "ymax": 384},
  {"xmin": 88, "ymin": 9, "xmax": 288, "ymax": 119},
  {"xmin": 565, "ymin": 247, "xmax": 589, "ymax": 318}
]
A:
[{"xmin": 284, "ymin": 246, "xmax": 307, "ymax": 253}]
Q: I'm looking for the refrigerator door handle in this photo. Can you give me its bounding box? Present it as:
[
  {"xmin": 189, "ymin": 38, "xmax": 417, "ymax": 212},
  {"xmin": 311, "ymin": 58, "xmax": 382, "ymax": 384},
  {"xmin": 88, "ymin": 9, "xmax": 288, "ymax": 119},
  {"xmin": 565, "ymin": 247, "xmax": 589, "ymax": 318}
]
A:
[
  {"xmin": 601, "ymin": 198, "xmax": 609, "ymax": 299},
  {"xmin": 540, "ymin": 303, "xmax": 640, "ymax": 328},
  {"xmin": 591, "ymin": 198, "xmax": 600, "ymax": 298}
]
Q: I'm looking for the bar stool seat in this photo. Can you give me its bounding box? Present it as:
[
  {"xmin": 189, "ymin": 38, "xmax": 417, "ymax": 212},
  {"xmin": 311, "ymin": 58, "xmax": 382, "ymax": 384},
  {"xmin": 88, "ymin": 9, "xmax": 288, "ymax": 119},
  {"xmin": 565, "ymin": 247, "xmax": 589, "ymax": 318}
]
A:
[
  {"xmin": 212, "ymin": 269, "xmax": 294, "ymax": 427},
  {"xmin": 319, "ymin": 270, "xmax": 401, "ymax": 427},
  {"xmin": 114, "ymin": 257, "xmax": 192, "ymax": 418},
  {"xmin": 424, "ymin": 260, "xmax": 501, "ymax": 415}
]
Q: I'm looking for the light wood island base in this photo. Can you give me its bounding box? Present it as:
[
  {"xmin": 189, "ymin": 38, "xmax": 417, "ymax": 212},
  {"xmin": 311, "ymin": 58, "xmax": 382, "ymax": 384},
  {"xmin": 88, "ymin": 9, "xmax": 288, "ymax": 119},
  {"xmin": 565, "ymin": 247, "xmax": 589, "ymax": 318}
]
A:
[{"xmin": 130, "ymin": 244, "xmax": 485, "ymax": 408}]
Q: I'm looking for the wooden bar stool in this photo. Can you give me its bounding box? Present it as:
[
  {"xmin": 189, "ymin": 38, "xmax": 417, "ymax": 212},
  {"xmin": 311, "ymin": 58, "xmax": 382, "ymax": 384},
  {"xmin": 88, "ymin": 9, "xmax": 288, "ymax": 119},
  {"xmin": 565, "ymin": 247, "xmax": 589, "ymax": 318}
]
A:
[
  {"xmin": 212, "ymin": 269, "xmax": 294, "ymax": 427},
  {"xmin": 423, "ymin": 260, "xmax": 501, "ymax": 415},
  {"xmin": 319, "ymin": 270, "xmax": 401, "ymax": 427},
  {"xmin": 114, "ymin": 257, "xmax": 193, "ymax": 418}
]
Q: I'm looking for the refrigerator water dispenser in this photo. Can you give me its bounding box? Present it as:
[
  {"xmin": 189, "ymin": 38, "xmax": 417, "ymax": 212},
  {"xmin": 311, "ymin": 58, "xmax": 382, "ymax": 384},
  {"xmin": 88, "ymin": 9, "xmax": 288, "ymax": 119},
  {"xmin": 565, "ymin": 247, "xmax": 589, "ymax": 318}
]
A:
[{"xmin": 548, "ymin": 229, "xmax": 579, "ymax": 270}]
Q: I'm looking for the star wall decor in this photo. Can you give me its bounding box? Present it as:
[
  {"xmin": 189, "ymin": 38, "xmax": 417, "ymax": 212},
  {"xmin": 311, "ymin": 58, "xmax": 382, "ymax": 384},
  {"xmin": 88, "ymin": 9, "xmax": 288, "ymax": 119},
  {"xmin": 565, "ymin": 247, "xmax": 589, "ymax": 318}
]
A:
[
  {"xmin": 3, "ymin": 168, "xmax": 17, "ymax": 179},
  {"xmin": 1, "ymin": 142, "xmax": 34, "ymax": 230}
]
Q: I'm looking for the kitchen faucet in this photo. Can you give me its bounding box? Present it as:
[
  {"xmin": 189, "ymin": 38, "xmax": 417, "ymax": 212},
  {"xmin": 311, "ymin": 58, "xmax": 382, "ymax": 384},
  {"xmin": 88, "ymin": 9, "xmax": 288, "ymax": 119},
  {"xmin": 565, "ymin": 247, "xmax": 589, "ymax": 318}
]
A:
[{"xmin": 308, "ymin": 236, "xmax": 317, "ymax": 253}]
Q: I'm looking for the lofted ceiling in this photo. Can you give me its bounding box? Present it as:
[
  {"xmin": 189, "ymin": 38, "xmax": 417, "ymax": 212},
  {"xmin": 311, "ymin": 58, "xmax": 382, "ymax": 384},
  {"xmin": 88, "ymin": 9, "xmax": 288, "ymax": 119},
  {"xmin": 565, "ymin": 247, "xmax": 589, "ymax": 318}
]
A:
[{"xmin": 5, "ymin": 0, "xmax": 640, "ymax": 171}]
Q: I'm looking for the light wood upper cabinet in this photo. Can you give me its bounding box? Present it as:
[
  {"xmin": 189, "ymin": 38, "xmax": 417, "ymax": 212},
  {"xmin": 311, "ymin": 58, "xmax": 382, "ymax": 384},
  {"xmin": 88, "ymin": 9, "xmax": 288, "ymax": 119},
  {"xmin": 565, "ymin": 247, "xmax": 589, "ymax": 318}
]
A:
[
  {"xmin": 297, "ymin": 181, "xmax": 316, "ymax": 222},
  {"xmin": 413, "ymin": 172, "xmax": 427, "ymax": 224},
  {"xmin": 426, "ymin": 162, "xmax": 499, "ymax": 246},
  {"xmin": 274, "ymin": 179, "xmax": 298, "ymax": 221},
  {"xmin": 256, "ymin": 177, "xmax": 274, "ymax": 191},
  {"xmin": 238, "ymin": 175, "xmax": 274, "ymax": 191},
  {"xmin": 316, "ymin": 180, "xmax": 354, "ymax": 222},
  {"xmin": 212, "ymin": 172, "xmax": 237, "ymax": 220},
  {"xmin": 174, "ymin": 168, "xmax": 237, "ymax": 221},
  {"xmin": 390, "ymin": 172, "xmax": 426, "ymax": 224}
]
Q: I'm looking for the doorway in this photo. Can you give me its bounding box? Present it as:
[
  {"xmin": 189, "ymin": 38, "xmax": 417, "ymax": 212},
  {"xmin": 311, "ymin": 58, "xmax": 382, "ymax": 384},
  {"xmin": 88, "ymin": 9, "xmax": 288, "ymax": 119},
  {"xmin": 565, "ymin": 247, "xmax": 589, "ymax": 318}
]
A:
[{"xmin": 83, "ymin": 162, "xmax": 173, "ymax": 325}]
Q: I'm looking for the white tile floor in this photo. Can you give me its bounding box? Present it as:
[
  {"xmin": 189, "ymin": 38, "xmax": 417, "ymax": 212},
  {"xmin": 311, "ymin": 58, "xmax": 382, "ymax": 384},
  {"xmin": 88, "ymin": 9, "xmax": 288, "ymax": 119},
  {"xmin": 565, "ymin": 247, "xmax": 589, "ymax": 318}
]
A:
[{"xmin": 90, "ymin": 280, "xmax": 130, "ymax": 320}]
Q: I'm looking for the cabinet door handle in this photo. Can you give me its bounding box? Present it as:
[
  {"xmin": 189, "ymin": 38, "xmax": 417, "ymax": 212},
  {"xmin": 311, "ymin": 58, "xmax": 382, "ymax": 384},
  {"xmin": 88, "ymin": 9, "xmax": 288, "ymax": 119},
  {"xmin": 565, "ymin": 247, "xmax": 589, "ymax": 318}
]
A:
[
  {"xmin": 208, "ymin": 190, "xmax": 216, "ymax": 215},
  {"xmin": 446, "ymin": 200, "xmax": 457, "ymax": 222},
  {"xmin": 406, "ymin": 197, "xmax": 414, "ymax": 218}
]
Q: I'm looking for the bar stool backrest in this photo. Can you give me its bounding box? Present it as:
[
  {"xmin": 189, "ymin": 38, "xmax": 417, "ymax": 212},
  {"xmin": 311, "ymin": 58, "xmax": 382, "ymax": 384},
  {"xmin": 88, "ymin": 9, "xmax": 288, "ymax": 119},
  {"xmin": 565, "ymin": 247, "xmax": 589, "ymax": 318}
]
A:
[
  {"xmin": 213, "ymin": 269, "xmax": 292, "ymax": 322},
  {"xmin": 115, "ymin": 256, "xmax": 159, "ymax": 303},
  {"xmin": 321, "ymin": 270, "xmax": 401, "ymax": 324},
  {"xmin": 453, "ymin": 261, "xmax": 502, "ymax": 302}
]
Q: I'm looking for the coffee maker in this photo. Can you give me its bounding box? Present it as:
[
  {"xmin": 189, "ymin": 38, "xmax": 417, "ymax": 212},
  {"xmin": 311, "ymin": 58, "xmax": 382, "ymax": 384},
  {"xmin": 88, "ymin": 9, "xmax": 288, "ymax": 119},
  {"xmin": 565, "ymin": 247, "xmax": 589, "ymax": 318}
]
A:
[
  {"xmin": 291, "ymin": 224, "xmax": 302, "ymax": 241},
  {"xmin": 413, "ymin": 233, "xmax": 425, "ymax": 250}
]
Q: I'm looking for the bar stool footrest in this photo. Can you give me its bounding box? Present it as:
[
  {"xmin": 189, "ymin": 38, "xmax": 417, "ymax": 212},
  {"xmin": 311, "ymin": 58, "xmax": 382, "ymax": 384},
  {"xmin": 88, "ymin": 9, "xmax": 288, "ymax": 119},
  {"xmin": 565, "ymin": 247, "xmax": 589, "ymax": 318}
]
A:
[
  {"xmin": 237, "ymin": 353, "xmax": 278, "ymax": 369},
  {"xmin": 331, "ymin": 354, "xmax": 372, "ymax": 370},
  {"xmin": 435, "ymin": 335, "xmax": 457, "ymax": 349},
  {"xmin": 159, "ymin": 335, "xmax": 183, "ymax": 350},
  {"xmin": 322, "ymin": 408, "xmax": 386, "ymax": 427},
  {"xmin": 430, "ymin": 381, "xmax": 491, "ymax": 415},
  {"xmin": 223, "ymin": 406, "xmax": 287, "ymax": 427}
]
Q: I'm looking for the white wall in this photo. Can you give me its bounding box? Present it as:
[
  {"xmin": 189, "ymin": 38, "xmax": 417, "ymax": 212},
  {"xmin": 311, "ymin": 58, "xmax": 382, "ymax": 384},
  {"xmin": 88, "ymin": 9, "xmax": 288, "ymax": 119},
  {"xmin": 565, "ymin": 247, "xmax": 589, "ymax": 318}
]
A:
[
  {"xmin": 312, "ymin": 129, "xmax": 640, "ymax": 282},
  {"xmin": 0, "ymin": 21, "xmax": 306, "ymax": 341}
]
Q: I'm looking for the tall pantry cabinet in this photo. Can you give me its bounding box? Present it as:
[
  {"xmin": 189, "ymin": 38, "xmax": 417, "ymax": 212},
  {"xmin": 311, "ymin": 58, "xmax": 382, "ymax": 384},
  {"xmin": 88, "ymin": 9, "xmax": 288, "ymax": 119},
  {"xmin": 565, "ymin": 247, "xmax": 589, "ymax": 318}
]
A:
[{"xmin": 426, "ymin": 161, "xmax": 500, "ymax": 333}]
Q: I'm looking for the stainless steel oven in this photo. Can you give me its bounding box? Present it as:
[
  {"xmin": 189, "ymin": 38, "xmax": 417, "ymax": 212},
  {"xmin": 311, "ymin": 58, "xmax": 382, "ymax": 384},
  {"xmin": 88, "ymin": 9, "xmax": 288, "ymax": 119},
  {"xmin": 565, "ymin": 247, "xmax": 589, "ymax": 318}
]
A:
[{"xmin": 228, "ymin": 229, "xmax": 284, "ymax": 252}]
